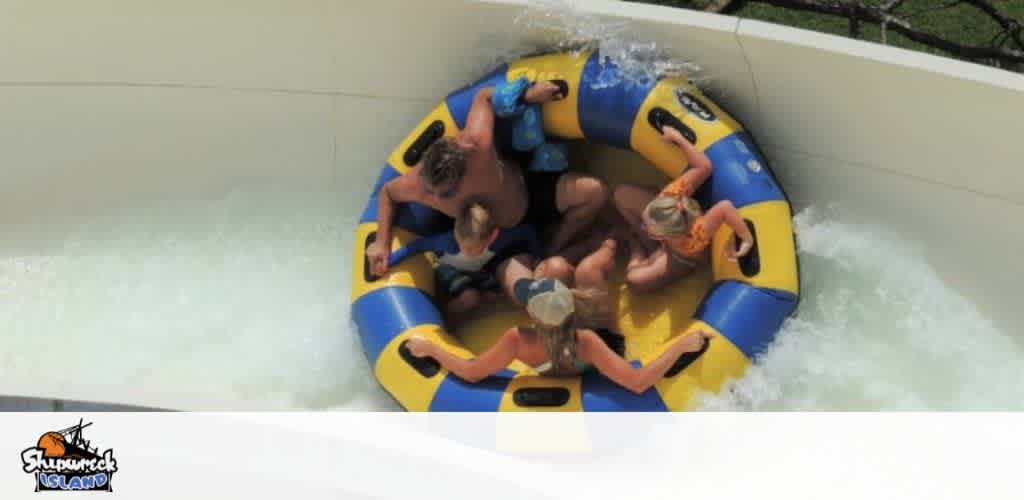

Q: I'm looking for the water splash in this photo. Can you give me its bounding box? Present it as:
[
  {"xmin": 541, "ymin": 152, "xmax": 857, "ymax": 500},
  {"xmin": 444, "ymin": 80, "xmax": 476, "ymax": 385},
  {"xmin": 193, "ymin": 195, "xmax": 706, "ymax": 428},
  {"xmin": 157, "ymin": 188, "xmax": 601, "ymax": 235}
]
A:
[
  {"xmin": 0, "ymin": 190, "xmax": 398, "ymax": 411},
  {"xmin": 698, "ymin": 206, "xmax": 1024, "ymax": 411},
  {"xmin": 1, "ymin": 194, "xmax": 1020, "ymax": 410},
  {"xmin": 478, "ymin": 0, "xmax": 705, "ymax": 90}
]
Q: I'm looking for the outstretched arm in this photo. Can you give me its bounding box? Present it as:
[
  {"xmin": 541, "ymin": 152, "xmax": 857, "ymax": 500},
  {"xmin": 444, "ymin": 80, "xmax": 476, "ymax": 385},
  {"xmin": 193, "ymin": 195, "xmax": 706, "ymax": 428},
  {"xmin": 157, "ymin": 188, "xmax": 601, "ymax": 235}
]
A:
[
  {"xmin": 660, "ymin": 126, "xmax": 712, "ymax": 196},
  {"xmin": 463, "ymin": 88, "xmax": 497, "ymax": 153},
  {"xmin": 701, "ymin": 200, "xmax": 754, "ymax": 261},
  {"xmin": 388, "ymin": 232, "xmax": 458, "ymax": 268},
  {"xmin": 578, "ymin": 328, "xmax": 712, "ymax": 395},
  {"xmin": 367, "ymin": 173, "xmax": 422, "ymax": 276},
  {"xmin": 463, "ymin": 81, "xmax": 564, "ymax": 155},
  {"xmin": 406, "ymin": 327, "xmax": 521, "ymax": 383}
]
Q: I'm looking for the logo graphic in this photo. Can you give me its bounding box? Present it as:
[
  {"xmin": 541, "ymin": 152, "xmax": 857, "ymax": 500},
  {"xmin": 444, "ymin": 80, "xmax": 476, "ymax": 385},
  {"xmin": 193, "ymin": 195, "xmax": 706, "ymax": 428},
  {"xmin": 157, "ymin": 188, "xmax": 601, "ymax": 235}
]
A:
[
  {"xmin": 21, "ymin": 419, "xmax": 118, "ymax": 492},
  {"xmin": 674, "ymin": 89, "xmax": 717, "ymax": 122}
]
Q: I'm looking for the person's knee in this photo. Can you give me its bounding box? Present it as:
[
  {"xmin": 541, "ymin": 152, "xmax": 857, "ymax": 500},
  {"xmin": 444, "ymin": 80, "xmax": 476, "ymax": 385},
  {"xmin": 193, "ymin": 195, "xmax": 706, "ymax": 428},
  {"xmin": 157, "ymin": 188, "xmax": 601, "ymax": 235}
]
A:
[
  {"xmin": 612, "ymin": 184, "xmax": 638, "ymax": 214},
  {"xmin": 579, "ymin": 176, "xmax": 609, "ymax": 211},
  {"xmin": 574, "ymin": 264, "xmax": 601, "ymax": 289},
  {"xmin": 497, "ymin": 253, "xmax": 535, "ymax": 282},
  {"xmin": 625, "ymin": 271, "xmax": 657, "ymax": 294},
  {"xmin": 535, "ymin": 256, "xmax": 574, "ymax": 283},
  {"xmin": 577, "ymin": 239, "xmax": 614, "ymax": 271}
]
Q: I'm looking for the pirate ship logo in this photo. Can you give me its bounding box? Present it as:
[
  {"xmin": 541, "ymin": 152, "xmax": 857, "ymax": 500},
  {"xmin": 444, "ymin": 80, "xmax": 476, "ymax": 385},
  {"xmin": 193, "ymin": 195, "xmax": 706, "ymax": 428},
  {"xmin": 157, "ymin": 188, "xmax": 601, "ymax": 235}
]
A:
[
  {"xmin": 20, "ymin": 419, "xmax": 118, "ymax": 492},
  {"xmin": 674, "ymin": 89, "xmax": 716, "ymax": 123}
]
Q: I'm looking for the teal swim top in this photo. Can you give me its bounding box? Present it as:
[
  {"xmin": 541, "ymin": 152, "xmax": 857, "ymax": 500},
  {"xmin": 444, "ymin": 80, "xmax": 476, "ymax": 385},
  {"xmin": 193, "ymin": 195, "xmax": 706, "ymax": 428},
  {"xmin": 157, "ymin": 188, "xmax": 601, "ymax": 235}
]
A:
[
  {"xmin": 531, "ymin": 357, "xmax": 591, "ymax": 375},
  {"xmin": 527, "ymin": 329, "xmax": 593, "ymax": 375},
  {"xmin": 525, "ymin": 327, "xmax": 624, "ymax": 376}
]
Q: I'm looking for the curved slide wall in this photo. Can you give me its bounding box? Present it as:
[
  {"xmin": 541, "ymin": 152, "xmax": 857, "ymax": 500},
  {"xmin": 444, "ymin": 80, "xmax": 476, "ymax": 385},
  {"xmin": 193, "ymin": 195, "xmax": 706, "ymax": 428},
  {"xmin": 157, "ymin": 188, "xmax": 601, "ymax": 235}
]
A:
[{"xmin": 1, "ymin": 0, "xmax": 1021, "ymax": 408}]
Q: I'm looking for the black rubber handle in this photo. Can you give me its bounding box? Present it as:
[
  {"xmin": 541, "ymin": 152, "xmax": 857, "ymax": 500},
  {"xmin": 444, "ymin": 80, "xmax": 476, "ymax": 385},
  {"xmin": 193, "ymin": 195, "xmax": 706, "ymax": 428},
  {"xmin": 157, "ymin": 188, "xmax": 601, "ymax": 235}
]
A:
[
  {"xmin": 736, "ymin": 219, "xmax": 760, "ymax": 278},
  {"xmin": 363, "ymin": 231, "xmax": 380, "ymax": 283},
  {"xmin": 647, "ymin": 108, "xmax": 697, "ymax": 144},
  {"xmin": 403, "ymin": 120, "xmax": 445, "ymax": 167},
  {"xmin": 398, "ymin": 339, "xmax": 441, "ymax": 378},
  {"xmin": 550, "ymin": 79, "xmax": 569, "ymax": 100},
  {"xmin": 665, "ymin": 337, "xmax": 711, "ymax": 378},
  {"xmin": 513, "ymin": 387, "xmax": 571, "ymax": 407}
]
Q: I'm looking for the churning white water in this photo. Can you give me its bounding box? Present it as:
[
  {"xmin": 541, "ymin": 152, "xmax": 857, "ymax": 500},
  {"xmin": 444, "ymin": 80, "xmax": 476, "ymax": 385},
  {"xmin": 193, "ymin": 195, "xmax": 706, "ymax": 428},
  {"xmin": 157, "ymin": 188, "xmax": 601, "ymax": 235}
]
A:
[
  {"xmin": 0, "ymin": 191, "xmax": 397, "ymax": 411},
  {"xmin": 1, "ymin": 192, "xmax": 1019, "ymax": 410},
  {"xmin": 700, "ymin": 207, "xmax": 1024, "ymax": 410}
]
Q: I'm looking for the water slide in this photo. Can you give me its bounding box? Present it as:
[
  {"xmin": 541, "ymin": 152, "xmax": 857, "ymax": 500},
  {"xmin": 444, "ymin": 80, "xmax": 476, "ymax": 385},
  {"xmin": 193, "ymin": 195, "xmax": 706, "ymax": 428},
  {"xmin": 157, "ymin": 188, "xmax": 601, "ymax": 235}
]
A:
[{"xmin": 2, "ymin": 0, "xmax": 1022, "ymax": 411}]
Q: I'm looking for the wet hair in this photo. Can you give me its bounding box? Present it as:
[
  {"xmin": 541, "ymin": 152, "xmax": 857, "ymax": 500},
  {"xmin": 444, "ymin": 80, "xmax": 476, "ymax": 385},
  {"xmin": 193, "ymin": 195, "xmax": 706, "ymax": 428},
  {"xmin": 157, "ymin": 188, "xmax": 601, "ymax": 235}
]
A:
[
  {"xmin": 535, "ymin": 287, "xmax": 611, "ymax": 376},
  {"xmin": 454, "ymin": 199, "xmax": 495, "ymax": 244},
  {"xmin": 420, "ymin": 137, "xmax": 467, "ymax": 189},
  {"xmin": 643, "ymin": 195, "xmax": 703, "ymax": 237}
]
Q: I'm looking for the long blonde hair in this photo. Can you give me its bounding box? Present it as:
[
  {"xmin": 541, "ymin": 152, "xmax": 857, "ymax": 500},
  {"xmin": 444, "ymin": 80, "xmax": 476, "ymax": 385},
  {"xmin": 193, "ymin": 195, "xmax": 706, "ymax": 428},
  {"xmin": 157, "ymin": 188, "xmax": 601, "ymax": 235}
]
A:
[
  {"xmin": 643, "ymin": 195, "xmax": 703, "ymax": 237},
  {"xmin": 535, "ymin": 287, "xmax": 610, "ymax": 376}
]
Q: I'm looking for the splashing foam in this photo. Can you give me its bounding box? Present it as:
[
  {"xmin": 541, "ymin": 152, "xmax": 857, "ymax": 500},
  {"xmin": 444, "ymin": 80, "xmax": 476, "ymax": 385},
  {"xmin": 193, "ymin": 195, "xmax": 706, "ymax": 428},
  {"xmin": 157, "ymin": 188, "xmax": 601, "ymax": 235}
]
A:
[
  {"xmin": 1, "ymin": 195, "xmax": 1019, "ymax": 410},
  {"xmin": 0, "ymin": 191, "xmax": 398, "ymax": 411},
  {"xmin": 698, "ymin": 206, "xmax": 1024, "ymax": 411},
  {"xmin": 480, "ymin": 0, "xmax": 705, "ymax": 90}
]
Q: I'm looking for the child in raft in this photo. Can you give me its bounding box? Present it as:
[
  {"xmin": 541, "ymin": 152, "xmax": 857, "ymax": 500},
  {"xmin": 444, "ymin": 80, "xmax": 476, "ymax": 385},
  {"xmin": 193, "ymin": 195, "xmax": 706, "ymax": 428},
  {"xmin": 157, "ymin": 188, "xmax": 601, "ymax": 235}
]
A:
[
  {"xmin": 388, "ymin": 198, "xmax": 543, "ymax": 316},
  {"xmin": 612, "ymin": 125, "xmax": 755, "ymax": 293},
  {"xmin": 405, "ymin": 239, "xmax": 713, "ymax": 395}
]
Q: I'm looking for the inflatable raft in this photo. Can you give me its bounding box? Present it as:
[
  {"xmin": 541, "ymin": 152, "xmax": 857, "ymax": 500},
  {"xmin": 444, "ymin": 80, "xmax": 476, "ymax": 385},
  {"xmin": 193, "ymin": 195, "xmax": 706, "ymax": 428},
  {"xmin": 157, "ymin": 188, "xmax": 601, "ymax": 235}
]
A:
[{"xmin": 351, "ymin": 51, "xmax": 799, "ymax": 411}]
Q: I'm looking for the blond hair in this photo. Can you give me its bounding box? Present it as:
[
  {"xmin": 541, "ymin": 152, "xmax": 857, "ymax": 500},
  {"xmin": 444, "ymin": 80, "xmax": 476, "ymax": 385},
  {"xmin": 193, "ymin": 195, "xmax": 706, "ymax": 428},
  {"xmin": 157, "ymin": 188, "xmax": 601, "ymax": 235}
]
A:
[
  {"xmin": 454, "ymin": 199, "xmax": 496, "ymax": 244},
  {"xmin": 643, "ymin": 195, "xmax": 703, "ymax": 237},
  {"xmin": 535, "ymin": 287, "xmax": 611, "ymax": 376}
]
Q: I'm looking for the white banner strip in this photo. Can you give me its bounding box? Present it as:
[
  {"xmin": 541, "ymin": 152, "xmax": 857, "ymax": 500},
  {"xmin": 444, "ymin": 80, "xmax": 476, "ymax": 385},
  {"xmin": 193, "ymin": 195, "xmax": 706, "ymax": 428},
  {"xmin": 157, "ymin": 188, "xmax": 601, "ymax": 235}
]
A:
[{"xmin": 0, "ymin": 413, "xmax": 1019, "ymax": 499}]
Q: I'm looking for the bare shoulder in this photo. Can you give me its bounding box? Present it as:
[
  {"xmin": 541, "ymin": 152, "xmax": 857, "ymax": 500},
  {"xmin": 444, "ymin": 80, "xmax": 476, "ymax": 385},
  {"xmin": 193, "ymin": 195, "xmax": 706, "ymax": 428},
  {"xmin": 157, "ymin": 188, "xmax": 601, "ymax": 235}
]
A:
[
  {"xmin": 464, "ymin": 140, "xmax": 498, "ymax": 171},
  {"xmin": 575, "ymin": 329, "xmax": 602, "ymax": 352},
  {"xmin": 512, "ymin": 326, "xmax": 541, "ymax": 347},
  {"xmin": 386, "ymin": 167, "xmax": 423, "ymax": 202},
  {"xmin": 497, "ymin": 326, "xmax": 527, "ymax": 355}
]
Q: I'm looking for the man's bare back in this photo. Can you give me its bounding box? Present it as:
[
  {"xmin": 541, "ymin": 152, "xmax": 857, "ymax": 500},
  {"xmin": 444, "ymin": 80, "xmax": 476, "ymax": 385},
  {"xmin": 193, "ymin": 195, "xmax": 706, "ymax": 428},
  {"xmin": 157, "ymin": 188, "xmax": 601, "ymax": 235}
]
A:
[
  {"xmin": 392, "ymin": 135, "xmax": 528, "ymax": 226},
  {"xmin": 366, "ymin": 82, "xmax": 563, "ymax": 276},
  {"xmin": 455, "ymin": 136, "xmax": 529, "ymax": 228}
]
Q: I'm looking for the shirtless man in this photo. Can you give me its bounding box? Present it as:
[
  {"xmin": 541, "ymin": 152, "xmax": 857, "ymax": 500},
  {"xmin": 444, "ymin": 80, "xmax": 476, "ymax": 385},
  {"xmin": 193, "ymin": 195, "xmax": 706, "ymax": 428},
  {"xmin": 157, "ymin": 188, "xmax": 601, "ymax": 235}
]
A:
[{"xmin": 366, "ymin": 81, "xmax": 609, "ymax": 302}]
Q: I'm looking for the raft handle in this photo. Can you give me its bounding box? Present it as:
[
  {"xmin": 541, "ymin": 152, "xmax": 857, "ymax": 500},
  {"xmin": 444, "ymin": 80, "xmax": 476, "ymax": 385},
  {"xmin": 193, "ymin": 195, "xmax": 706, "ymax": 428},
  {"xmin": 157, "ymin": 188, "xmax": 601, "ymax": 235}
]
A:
[
  {"xmin": 403, "ymin": 120, "xmax": 446, "ymax": 167},
  {"xmin": 665, "ymin": 337, "xmax": 711, "ymax": 378},
  {"xmin": 647, "ymin": 108, "xmax": 697, "ymax": 144},
  {"xmin": 736, "ymin": 219, "xmax": 760, "ymax": 278},
  {"xmin": 398, "ymin": 339, "xmax": 441, "ymax": 378},
  {"xmin": 550, "ymin": 79, "xmax": 569, "ymax": 100},
  {"xmin": 363, "ymin": 231, "xmax": 381, "ymax": 283},
  {"xmin": 513, "ymin": 387, "xmax": 571, "ymax": 408}
]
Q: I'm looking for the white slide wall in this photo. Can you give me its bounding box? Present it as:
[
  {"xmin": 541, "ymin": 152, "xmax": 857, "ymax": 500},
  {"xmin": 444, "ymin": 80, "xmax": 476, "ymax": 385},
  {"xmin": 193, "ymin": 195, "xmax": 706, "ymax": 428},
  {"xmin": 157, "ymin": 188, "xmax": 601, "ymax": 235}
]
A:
[{"xmin": 1, "ymin": 0, "xmax": 1021, "ymax": 406}]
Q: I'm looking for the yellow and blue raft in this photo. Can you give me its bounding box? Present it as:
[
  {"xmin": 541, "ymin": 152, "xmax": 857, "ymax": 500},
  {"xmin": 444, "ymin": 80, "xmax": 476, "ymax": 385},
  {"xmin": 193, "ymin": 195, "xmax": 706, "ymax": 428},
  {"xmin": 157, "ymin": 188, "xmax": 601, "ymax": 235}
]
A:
[{"xmin": 350, "ymin": 51, "xmax": 800, "ymax": 411}]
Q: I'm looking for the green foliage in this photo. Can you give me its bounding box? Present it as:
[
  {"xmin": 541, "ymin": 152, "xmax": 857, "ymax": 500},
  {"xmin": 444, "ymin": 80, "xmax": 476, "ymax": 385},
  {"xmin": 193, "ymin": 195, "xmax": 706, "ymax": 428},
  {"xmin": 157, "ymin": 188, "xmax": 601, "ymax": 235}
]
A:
[{"xmin": 636, "ymin": 0, "xmax": 1024, "ymax": 72}]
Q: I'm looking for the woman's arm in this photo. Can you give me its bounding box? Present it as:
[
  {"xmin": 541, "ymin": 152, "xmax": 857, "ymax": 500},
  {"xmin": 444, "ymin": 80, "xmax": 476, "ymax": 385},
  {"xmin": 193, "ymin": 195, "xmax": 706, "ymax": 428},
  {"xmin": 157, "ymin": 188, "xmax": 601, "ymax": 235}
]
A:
[
  {"xmin": 701, "ymin": 200, "xmax": 754, "ymax": 260},
  {"xmin": 578, "ymin": 328, "xmax": 712, "ymax": 395},
  {"xmin": 662, "ymin": 126, "xmax": 712, "ymax": 192},
  {"xmin": 406, "ymin": 327, "xmax": 521, "ymax": 383}
]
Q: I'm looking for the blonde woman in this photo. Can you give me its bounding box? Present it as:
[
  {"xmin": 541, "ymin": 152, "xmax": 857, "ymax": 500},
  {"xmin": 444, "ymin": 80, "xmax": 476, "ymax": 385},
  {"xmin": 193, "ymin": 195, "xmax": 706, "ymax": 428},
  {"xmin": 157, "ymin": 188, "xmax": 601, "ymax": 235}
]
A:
[
  {"xmin": 405, "ymin": 240, "xmax": 712, "ymax": 394},
  {"xmin": 613, "ymin": 126, "xmax": 754, "ymax": 293}
]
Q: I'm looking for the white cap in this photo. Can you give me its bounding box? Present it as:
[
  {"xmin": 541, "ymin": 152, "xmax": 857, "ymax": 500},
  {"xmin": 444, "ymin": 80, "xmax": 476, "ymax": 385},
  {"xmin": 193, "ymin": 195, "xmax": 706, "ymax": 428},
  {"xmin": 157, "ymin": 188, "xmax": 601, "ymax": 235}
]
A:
[{"xmin": 525, "ymin": 279, "xmax": 575, "ymax": 327}]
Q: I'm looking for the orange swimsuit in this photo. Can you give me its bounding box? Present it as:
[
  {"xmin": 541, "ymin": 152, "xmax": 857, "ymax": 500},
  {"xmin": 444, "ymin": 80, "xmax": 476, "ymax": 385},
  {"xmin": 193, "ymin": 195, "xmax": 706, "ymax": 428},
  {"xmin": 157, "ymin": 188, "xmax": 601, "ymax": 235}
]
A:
[{"xmin": 658, "ymin": 176, "xmax": 710, "ymax": 261}]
